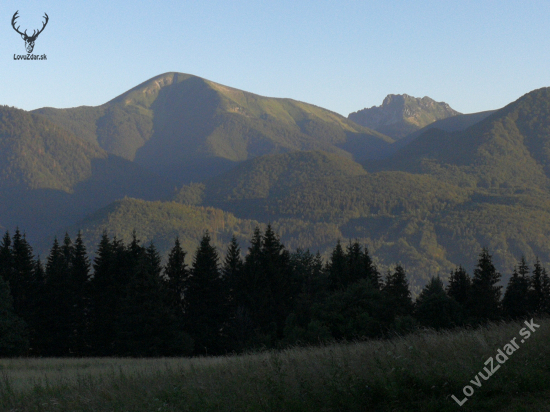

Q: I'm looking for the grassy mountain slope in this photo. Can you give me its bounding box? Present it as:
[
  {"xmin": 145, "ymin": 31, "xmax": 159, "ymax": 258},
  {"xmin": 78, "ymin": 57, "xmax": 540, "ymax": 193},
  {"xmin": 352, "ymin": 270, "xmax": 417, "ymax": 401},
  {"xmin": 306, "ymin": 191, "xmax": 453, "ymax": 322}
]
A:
[
  {"xmin": 392, "ymin": 109, "xmax": 497, "ymax": 151},
  {"xmin": 348, "ymin": 94, "xmax": 460, "ymax": 140},
  {"xmin": 382, "ymin": 88, "xmax": 550, "ymax": 191},
  {"xmin": 35, "ymin": 73, "xmax": 394, "ymax": 184}
]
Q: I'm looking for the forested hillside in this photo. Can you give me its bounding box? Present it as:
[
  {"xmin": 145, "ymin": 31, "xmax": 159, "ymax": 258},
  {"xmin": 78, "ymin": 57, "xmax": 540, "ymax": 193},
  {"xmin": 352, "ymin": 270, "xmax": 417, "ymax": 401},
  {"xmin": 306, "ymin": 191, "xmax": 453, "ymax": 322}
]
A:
[{"xmin": 0, "ymin": 106, "xmax": 172, "ymax": 242}]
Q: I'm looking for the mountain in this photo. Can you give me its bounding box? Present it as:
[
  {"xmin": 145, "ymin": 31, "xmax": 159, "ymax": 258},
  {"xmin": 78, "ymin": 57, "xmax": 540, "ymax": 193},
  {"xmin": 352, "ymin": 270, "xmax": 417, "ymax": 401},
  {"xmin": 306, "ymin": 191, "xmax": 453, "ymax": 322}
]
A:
[
  {"xmin": 5, "ymin": 74, "xmax": 550, "ymax": 289},
  {"xmin": 35, "ymin": 73, "xmax": 394, "ymax": 185},
  {"xmin": 348, "ymin": 94, "xmax": 461, "ymax": 140},
  {"xmin": 382, "ymin": 88, "xmax": 550, "ymax": 190},
  {"xmin": 0, "ymin": 106, "xmax": 172, "ymax": 243},
  {"xmin": 171, "ymin": 143, "xmax": 550, "ymax": 286},
  {"xmin": 48, "ymin": 198, "xmax": 260, "ymax": 262},
  {"xmin": 177, "ymin": 150, "xmax": 468, "ymax": 221},
  {"xmin": 391, "ymin": 110, "xmax": 497, "ymax": 151}
]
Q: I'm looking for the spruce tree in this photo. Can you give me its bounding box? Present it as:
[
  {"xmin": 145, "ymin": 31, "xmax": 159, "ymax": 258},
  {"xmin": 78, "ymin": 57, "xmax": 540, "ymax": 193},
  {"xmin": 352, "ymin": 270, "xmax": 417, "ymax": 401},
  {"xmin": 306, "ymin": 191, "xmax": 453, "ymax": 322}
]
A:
[
  {"xmin": 467, "ymin": 248, "xmax": 502, "ymax": 322},
  {"xmin": 502, "ymin": 258, "xmax": 530, "ymax": 319},
  {"xmin": 115, "ymin": 242, "xmax": 192, "ymax": 356},
  {"xmin": 89, "ymin": 232, "xmax": 117, "ymax": 355},
  {"xmin": 9, "ymin": 229, "xmax": 36, "ymax": 321},
  {"xmin": 0, "ymin": 275, "xmax": 28, "ymax": 356},
  {"xmin": 363, "ymin": 247, "xmax": 382, "ymax": 290},
  {"xmin": 542, "ymin": 268, "xmax": 550, "ymax": 314},
  {"xmin": 382, "ymin": 265, "xmax": 414, "ymax": 317},
  {"xmin": 528, "ymin": 258, "xmax": 546, "ymax": 314},
  {"xmin": 0, "ymin": 232, "xmax": 13, "ymax": 283},
  {"xmin": 346, "ymin": 241, "xmax": 363, "ymax": 285},
  {"xmin": 446, "ymin": 266, "xmax": 471, "ymax": 305},
  {"xmin": 42, "ymin": 237, "xmax": 73, "ymax": 356},
  {"xmin": 415, "ymin": 276, "xmax": 462, "ymax": 330},
  {"xmin": 185, "ymin": 231, "xmax": 226, "ymax": 355},
  {"xmin": 9, "ymin": 229, "xmax": 42, "ymax": 354},
  {"xmin": 164, "ymin": 237, "xmax": 189, "ymax": 317},
  {"xmin": 239, "ymin": 226, "xmax": 264, "ymax": 335},
  {"xmin": 221, "ymin": 236, "xmax": 243, "ymax": 324},
  {"xmin": 328, "ymin": 240, "xmax": 347, "ymax": 290},
  {"xmin": 71, "ymin": 232, "xmax": 91, "ymax": 356}
]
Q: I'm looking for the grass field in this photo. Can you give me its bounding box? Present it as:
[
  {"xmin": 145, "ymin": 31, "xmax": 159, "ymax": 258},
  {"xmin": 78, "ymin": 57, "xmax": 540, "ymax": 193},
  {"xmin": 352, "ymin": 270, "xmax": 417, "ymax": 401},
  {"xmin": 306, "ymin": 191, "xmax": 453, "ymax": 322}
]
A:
[{"xmin": 0, "ymin": 318, "xmax": 549, "ymax": 411}]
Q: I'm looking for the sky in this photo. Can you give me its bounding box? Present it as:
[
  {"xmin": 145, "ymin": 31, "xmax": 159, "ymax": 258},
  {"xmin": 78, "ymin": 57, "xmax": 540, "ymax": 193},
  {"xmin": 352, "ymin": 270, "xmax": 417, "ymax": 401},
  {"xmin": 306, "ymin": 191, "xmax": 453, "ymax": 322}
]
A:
[{"xmin": 1, "ymin": 0, "xmax": 549, "ymax": 116}]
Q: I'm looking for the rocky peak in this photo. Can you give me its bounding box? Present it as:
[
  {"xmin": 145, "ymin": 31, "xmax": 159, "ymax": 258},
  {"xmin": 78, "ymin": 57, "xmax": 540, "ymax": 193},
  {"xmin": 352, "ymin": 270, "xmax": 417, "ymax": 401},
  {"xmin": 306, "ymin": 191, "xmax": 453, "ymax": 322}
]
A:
[{"xmin": 349, "ymin": 94, "xmax": 461, "ymax": 140}]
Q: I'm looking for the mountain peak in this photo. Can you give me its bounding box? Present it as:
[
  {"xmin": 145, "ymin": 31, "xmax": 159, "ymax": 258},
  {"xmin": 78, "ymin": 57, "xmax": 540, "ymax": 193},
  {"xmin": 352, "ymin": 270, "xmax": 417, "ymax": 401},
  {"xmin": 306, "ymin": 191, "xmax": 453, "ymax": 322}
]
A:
[{"xmin": 349, "ymin": 94, "xmax": 460, "ymax": 140}]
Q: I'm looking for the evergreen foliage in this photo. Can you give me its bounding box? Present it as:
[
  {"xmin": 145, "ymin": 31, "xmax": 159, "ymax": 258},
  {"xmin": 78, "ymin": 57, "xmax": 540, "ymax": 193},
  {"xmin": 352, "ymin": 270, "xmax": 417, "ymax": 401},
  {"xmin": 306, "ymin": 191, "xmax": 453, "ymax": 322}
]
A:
[
  {"xmin": 0, "ymin": 225, "xmax": 548, "ymax": 357},
  {"xmin": 185, "ymin": 232, "xmax": 226, "ymax": 355},
  {"xmin": 0, "ymin": 275, "xmax": 28, "ymax": 356},
  {"xmin": 467, "ymin": 248, "xmax": 502, "ymax": 322},
  {"xmin": 415, "ymin": 276, "xmax": 462, "ymax": 329},
  {"xmin": 446, "ymin": 266, "xmax": 471, "ymax": 306},
  {"xmin": 502, "ymin": 257, "xmax": 531, "ymax": 319},
  {"xmin": 382, "ymin": 265, "xmax": 414, "ymax": 318}
]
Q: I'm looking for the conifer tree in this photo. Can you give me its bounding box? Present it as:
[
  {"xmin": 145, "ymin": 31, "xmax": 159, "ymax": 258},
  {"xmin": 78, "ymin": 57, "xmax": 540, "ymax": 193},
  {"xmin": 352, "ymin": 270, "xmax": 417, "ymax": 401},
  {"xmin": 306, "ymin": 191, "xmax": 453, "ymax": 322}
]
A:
[
  {"xmin": 185, "ymin": 231, "xmax": 226, "ymax": 355},
  {"xmin": 346, "ymin": 241, "xmax": 363, "ymax": 285},
  {"xmin": 258, "ymin": 224, "xmax": 294, "ymax": 340},
  {"xmin": 9, "ymin": 229, "xmax": 37, "ymax": 321},
  {"xmin": 222, "ymin": 236, "xmax": 243, "ymax": 286},
  {"xmin": 0, "ymin": 275, "xmax": 28, "ymax": 356},
  {"xmin": 542, "ymin": 268, "xmax": 550, "ymax": 314},
  {"xmin": 528, "ymin": 258, "xmax": 547, "ymax": 314},
  {"xmin": 164, "ymin": 237, "xmax": 189, "ymax": 316},
  {"xmin": 71, "ymin": 232, "xmax": 91, "ymax": 356},
  {"xmin": 382, "ymin": 265, "xmax": 414, "ymax": 317},
  {"xmin": 0, "ymin": 232, "xmax": 13, "ymax": 283},
  {"xmin": 467, "ymin": 248, "xmax": 502, "ymax": 322},
  {"xmin": 415, "ymin": 276, "xmax": 461, "ymax": 330},
  {"xmin": 89, "ymin": 232, "xmax": 117, "ymax": 355},
  {"xmin": 42, "ymin": 236, "xmax": 73, "ymax": 356},
  {"xmin": 115, "ymin": 241, "xmax": 192, "ymax": 356},
  {"xmin": 446, "ymin": 266, "xmax": 471, "ymax": 305},
  {"xmin": 222, "ymin": 236, "xmax": 243, "ymax": 316},
  {"xmin": 502, "ymin": 258, "xmax": 530, "ymax": 319},
  {"xmin": 328, "ymin": 240, "xmax": 347, "ymax": 290},
  {"xmin": 363, "ymin": 246, "xmax": 382, "ymax": 290},
  {"xmin": 9, "ymin": 229, "xmax": 42, "ymax": 354},
  {"xmin": 224, "ymin": 235, "xmax": 257, "ymax": 352}
]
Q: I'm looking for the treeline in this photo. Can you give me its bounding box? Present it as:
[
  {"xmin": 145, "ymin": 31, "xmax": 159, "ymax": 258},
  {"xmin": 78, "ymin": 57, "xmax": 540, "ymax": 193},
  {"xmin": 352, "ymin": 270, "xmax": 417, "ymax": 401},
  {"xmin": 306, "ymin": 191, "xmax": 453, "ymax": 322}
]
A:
[{"xmin": 0, "ymin": 226, "xmax": 549, "ymax": 357}]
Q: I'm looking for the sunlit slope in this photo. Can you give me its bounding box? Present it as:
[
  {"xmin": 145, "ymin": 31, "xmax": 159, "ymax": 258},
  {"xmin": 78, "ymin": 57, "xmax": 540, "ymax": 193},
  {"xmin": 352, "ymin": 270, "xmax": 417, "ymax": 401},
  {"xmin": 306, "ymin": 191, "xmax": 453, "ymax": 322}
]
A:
[
  {"xmin": 172, "ymin": 149, "xmax": 550, "ymax": 284},
  {"xmin": 35, "ymin": 73, "xmax": 393, "ymax": 184},
  {"xmin": 383, "ymin": 88, "xmax": 550, "ymax": 190}
]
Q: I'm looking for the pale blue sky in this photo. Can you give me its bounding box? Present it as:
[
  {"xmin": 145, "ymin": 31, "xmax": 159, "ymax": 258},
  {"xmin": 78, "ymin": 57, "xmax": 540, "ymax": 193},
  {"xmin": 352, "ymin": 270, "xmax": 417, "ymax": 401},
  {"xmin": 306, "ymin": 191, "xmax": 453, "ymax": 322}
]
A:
[{"xmin": 1, "ymin": 0, "xmax": 549, "ymax": 116}]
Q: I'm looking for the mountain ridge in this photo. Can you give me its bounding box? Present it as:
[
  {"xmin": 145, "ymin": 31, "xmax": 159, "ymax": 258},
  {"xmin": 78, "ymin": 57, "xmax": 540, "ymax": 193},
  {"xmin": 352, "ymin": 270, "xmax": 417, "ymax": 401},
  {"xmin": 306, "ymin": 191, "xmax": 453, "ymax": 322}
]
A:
[{"xmin": 34, "ymin": 72, "xmax": 394, "ymax": 185}]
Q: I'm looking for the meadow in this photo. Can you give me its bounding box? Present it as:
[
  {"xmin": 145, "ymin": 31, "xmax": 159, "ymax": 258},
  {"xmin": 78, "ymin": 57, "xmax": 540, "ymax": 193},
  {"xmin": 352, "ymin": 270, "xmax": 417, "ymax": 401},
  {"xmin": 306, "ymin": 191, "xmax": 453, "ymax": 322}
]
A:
[{"xmin": 0, "ymin": 318, "xmax": 548, "ymax": 412}]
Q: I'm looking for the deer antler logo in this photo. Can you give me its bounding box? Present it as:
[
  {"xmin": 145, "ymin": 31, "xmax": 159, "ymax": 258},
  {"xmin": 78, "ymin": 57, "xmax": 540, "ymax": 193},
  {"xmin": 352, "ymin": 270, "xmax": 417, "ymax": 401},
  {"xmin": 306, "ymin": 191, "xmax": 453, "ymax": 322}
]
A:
[{"xmin": 11, "ymin": 11, "xmax": 49, "ymax": 54}]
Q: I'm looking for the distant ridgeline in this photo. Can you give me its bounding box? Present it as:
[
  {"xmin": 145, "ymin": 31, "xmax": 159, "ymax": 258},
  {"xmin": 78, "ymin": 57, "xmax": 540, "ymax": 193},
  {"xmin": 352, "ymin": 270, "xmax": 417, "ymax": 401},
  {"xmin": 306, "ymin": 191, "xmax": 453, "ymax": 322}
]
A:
[
  {"xmin": 0, "ymin": 226, "xmax": 548, "ymax": 357},
  {"xmin": 2, "ymin": 75, "xmax": 550, "ymax": 289}
]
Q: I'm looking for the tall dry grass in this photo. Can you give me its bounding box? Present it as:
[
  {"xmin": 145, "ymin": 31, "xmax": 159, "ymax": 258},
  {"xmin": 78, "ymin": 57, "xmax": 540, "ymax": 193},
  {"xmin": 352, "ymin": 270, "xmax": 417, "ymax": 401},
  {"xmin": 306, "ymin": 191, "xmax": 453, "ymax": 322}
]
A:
[{"xmin": 0, "ymin": 317, "xmax": 549, "ymax": 411}]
